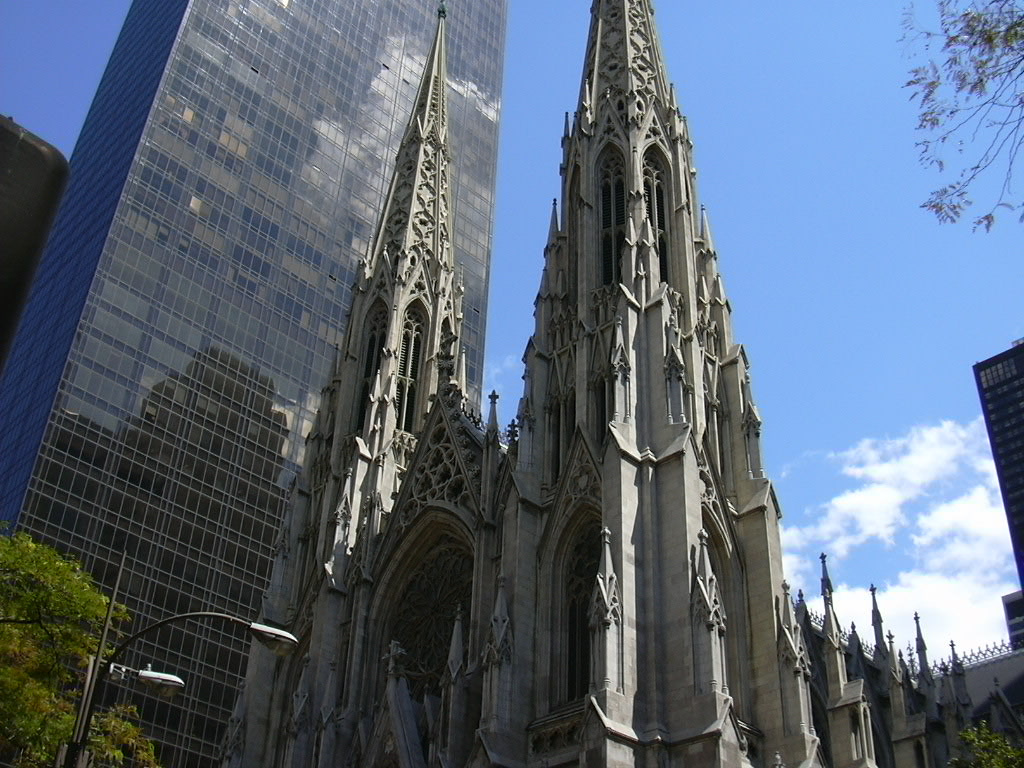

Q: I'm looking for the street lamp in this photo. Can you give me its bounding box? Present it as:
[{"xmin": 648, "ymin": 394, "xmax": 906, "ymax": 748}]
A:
[
  {"xmin": 59, "ymin": 553, "xmax": 298, "ymax": 768},
  {"xmin": 249, "ymin": 621, "xmax": 300, "ymax": 656},
  {"xmin": 135, "ymin": 665, "xmax": 186, "ymax": 697},
  {"xmin": 110, "ymin": 662, "xmax": 186, "ymax": 698}
]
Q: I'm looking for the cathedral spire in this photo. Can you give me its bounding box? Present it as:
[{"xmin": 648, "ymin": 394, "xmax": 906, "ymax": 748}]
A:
[
  {"xmin": 367, "ymin": 6, "xmax": 453, "ymax": 280},
  {"xmin": 577, "ymin": 0, "xmax": 673, "ymax": 129},
  {"xmin": 408, "ymin": 3, "xmax": 449, "ymax": 145}
]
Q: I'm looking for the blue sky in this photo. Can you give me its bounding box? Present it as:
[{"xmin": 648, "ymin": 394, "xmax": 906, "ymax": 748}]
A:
[{"xmin": 3, "ymin": 1, "xmax": 1021, "ymax": 660}]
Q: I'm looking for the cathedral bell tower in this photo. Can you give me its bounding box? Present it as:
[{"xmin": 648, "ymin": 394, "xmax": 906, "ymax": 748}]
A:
[
  {"xmin": 508, "ymin": 0, "xmax": 820, "ymax": 763},
  {"xmin": 311, "ymin": 0, "xmax": 463, "ymax": 552}
]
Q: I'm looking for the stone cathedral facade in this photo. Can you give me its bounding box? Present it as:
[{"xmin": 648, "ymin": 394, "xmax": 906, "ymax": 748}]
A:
[{"xmin": 223, "ymin": 2, "xmax": 1021, "ymax": 767}]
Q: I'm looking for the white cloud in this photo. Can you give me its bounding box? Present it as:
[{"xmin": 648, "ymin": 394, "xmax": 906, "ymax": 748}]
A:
[
  {"xmin": 785, "ymin": 419, "xmax": 994, "ymax": 558},
  {"xmin": 912, "ymin": 483, "xmax": 1012, "ymax": 573},
  {"xmin": 784, "ymin": 417, "xmax": 1016, "ymax": 657},
  {"xmin": 483, "ymin": 353, "xmax": 523, "ymax": 427},
  {"xmin": 484, "ymin": 352, "xmax": 521, "ymax": 395},
  {"xmin": 781, "ymin": 549, "xmax": 814, "ymax": 592}
]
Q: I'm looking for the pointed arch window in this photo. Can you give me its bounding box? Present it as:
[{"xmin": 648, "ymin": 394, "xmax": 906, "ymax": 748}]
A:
[
  {"xmin": 390, "ymin": 535, "xmax": 473, "ymax": 700},
  {"xmin": 395, "ymin": 305, "xmax": 426, "ymax": 433},
  {"xmin": 599, "ymin": 153, "xmax": 626, "ymax": 286},
  {"xmin": 643, "ymin": 152, "xmax": 670, "ymax": 283},
  {"xmin": 355, "ymin": 302, "xmax": 388, "ymax": 431},
  {"xmin": 563, "ymin": 521, "xmax": 602, "ymax": 702}
]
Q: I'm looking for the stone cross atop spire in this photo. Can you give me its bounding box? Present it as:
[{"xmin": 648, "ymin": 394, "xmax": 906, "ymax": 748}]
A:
[{"xmin": 577, "ymin": 0, "xmax": 674, "ymax": 128}]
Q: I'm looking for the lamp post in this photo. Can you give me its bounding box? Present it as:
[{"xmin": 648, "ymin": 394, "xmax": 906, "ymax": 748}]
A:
[{"xmin": 60, "ymin": 556, "xmax": 298, "ymax": 768}]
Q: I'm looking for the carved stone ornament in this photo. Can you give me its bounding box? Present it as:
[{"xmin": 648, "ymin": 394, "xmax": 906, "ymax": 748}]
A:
[
  {"xmin": 399, "ymin": 422, "xmax": 474, "ymax": 527},
  {"xmin": 565, "ymin": 457, "xmax": 601, "ymax": 510}
]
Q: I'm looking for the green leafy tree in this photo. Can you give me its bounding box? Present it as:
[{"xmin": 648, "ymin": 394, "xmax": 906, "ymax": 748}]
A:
[
  {"xmin": 0, "ymin": 532, "xmax": 158, "ymax": 768},
  {"xmin": 905, "ymin": 1, "xmax": 1024, "ymax": 229},
  {"xmin": 950, "ymin": 722, "xmax": 1024, "ymax": 768}
]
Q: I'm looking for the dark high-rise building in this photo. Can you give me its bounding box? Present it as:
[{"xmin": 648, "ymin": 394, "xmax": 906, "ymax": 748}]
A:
[
  {"xmin": 975, "ymin": 340, "xmax": 1024, "ymax": 588},
  {"xmin": 0, "ymin": 0, "xmax": 506, "ymax": 764}
]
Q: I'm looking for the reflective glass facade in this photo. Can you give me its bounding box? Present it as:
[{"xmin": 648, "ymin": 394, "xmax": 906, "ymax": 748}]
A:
[
  {"xmin": 0, "ymin": 0, "xmax": 506, "ymax": 764},
  {"xmin": 975, "ymin": 341, "xmax": 1024, "ymax": 589}
]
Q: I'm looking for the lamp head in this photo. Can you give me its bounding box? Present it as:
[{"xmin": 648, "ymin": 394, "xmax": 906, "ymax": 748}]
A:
[
  {"xmin": 248, "ymin": 622, "xmax": 299, "ymax": 656},
  {"xmin": 137, "ymin": 665, "xmax": 186, "ymax": 698}
]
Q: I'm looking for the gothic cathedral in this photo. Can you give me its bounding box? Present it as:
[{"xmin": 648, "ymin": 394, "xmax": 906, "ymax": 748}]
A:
[{"xmin": 223, "ymin": 2, "xmax": 997, "ymax": 767}]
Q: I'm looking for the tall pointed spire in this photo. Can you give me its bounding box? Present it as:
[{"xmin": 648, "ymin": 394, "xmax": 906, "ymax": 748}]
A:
[
  {"xmin": 915, "ymin": 612, "xmax": 932, "ymax": 682},
  {"xmin": 820, "ymin": 553, "xmax": 834, "ymax": 607},
  {"xmin": 577, "ymin": 0, "xmax": 674, "ymax": 129},
  {"xmin": 870, "ymin": 584, "xmax": 887, "ymax": 660},
  {"xmin": 368, "ymin": 6, "xmax": 453, "ymax": 279},
  {"xmin": 407, "ymin": 3, "xmax": 450, "ymax": 147}
]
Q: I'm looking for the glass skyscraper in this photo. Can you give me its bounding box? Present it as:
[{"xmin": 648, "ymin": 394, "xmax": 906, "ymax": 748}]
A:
[
  {"xmin": 0, "ymin": 0, "xmax": 506, "ymax": 764},
  {"xmin": 975, "ymin": 340, "xmax": 1024, "ymax": 588}
]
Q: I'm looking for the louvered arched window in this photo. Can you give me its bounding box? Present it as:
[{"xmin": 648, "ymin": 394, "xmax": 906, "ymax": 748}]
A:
[
  {"xmin": 643, "ymin": 151, "xmax": 670, "ymax": 283},
  {"xmin": 599, "ymin": 153, "xmax": 626, "ymax": 286},
  {"xmin": 395, "ymin": 305, "xmax": 426, "ymax": 432}
]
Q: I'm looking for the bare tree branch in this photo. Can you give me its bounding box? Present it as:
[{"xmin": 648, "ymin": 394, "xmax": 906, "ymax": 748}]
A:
[{"xmin": 905, "ymin": 0, "xmax": 1024, "ymax": 228}]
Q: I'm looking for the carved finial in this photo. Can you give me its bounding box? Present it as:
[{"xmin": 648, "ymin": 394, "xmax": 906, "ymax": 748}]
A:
[
  {"xmin": 384, "ymin": 640, "xmax": 406, "ymax": 677},
  {"xmin": 819, "ymin": 553, "xmax": 833, "ymax": 605},
  {"xmin": 914, "ymin": 612, "xmax": 931, "ymax": 680},
  {"xmin": 700, "ymin": 204, "xmax": 715, "ymax": 251},
  {"xmin": 870, "ymin": 582, "xmax": 887, "ymax": 656},
  {"xmin": 487, "ymin": 390, "xmax": 499, "ymax": 434},
  {"xmin": 447, "ymin": 606, "xmax": 464, "ymax": 679},
  {"xmin": 437, "ymin": 0, "xmax": 447, "ymax": 18}
]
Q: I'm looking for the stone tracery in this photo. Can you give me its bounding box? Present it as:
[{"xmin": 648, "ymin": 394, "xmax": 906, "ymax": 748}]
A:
[{"xmin": 389, "ymin": 534, "xmax": 473, "ymax": 699}]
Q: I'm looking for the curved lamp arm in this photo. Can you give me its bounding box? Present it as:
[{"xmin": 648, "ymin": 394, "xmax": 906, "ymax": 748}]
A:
[{"xmin": 64, "ymin": 611, "xmax": 297, "ymax": 768}]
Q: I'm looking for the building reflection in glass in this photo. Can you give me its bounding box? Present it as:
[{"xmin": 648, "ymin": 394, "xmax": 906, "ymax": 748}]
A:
[{"xmin": 27, "ymin": 347, "xmax": 288, "ymax": 763}]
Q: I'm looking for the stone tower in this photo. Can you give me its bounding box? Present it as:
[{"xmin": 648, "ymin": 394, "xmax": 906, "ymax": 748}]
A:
[{"xmin": 225, "ymin": 2, "xmax": 997, "ymax": 767}]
